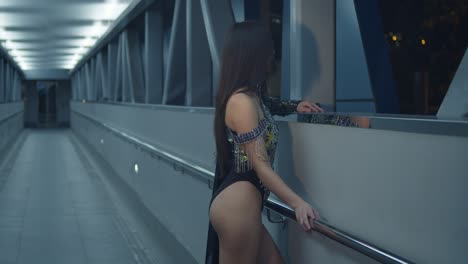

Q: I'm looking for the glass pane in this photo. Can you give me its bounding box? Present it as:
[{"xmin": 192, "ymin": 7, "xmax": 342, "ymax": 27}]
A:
[{"xmin": 380, "ymin": 0, "xmax": 468, "ymax": 115}]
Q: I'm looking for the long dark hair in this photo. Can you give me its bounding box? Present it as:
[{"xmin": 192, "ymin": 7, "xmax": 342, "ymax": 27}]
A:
[{"xmin": 214, "ymin": 21, "xmax": 274, "ymax": 179}]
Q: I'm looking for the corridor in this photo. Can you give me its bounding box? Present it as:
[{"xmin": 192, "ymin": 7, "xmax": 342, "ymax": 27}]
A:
[
  {"xmin": 0, "ymin": 130, "xmax": 148, "ymax": 264},
  {"xmin": 0, "ymin": 0, "xmax": 466, "ymax": 263}
]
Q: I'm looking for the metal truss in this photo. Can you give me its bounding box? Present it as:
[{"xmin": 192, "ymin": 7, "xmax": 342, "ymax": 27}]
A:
[{"xmin": 71, "ymin": 0, "xmax": 237, "ymax": 107}]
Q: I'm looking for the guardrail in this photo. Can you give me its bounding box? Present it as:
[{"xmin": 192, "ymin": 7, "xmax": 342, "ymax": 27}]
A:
[{"xmin": 0, "ymin": 111, "xmax": 23, "ymax": 126}]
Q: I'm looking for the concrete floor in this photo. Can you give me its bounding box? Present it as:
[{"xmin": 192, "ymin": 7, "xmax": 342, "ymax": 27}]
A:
[{"xmin": 0, "ymin": 129, "xmax": 147, "ymax": 264}]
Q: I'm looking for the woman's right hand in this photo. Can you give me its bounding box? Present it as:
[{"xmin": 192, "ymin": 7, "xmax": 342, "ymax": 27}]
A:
[{"xmin": 293, "ymin": 199, "xmax": 320, "ymax": 232}]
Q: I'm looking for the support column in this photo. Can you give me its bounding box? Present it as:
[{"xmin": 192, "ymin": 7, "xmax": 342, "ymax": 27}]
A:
[
  {"xmin": 200, "ymin": 0, "xmax": 234, "ymax": 95},
  {"xmin": 125, "ymin": 28, "xmax": 145, "ymax": 103},
  {"xmin": 0, "ymin": 59, "xmax": 4, "ymax": 103},
  {"xmin": 186, "ymin": 0, "xmax": 212, "ymax": 106},
  {"xmin": 162, "ymin": 0, "xmax": 186, "ymax": 105},
  {"xmin": 5, "ymin": 63, "xmax": 11, "ymax": 102},
  {"xmin": 114, "ymin": 33, "xmax": 124, "ymax": 101},
  {"xmin": 107, "ymin": 41, "xmax": 118, "ymax": 101},
  {"xmin": 145, "ymin": 7, "xmax": 163, "ymax": 104}
]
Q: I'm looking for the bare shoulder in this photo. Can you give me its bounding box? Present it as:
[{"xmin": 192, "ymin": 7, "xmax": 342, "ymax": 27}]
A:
[
  {"xmin": 226, "ymin": 93, "xmax": 255, "ymax": 111},
  {"xmin": 225, "ymin": 92, "xmax": 259, "ymax": 132}
]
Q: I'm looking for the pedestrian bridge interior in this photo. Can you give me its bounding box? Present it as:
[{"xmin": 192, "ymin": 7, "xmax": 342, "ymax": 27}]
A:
[{"xmin": 0, "ymin": 0, "xmax": 467, "ymax": 263}]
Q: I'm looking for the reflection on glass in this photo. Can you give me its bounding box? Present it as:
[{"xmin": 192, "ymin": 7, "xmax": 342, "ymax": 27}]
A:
[{"xmin": 299, "ymin": 113, "xmax": 371, "ymax": 129}]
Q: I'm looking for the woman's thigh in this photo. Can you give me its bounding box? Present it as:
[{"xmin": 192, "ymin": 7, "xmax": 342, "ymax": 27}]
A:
[
  {"xmin": 257, "ymin": 225, "xmax": 284, "ymax": 264},
  {"xmin": 209, "ymin": 181, "xmax": 263, "ymax": 264}
]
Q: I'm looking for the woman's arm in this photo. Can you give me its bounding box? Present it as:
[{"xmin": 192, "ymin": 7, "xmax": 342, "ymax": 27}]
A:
[
  {"xmin": 226, "ymin": 94, "xmax": 318, "ymax": 231},
  {"xmin": 262, "ymin": 96, "xmax": 301, "ymax": 116},
  {"xmin": 263, "ymin": 96, "xmax": 324, "ymax": 116}
]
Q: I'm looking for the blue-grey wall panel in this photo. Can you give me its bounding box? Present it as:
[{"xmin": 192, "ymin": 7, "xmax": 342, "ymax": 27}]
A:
[
  {"xmin": 0, "ymin": 102, "xmax": 24, "ymax": 154},
  {"xmin": 276, "ymin": 120, "xmax": 468, "ymax": 263}
]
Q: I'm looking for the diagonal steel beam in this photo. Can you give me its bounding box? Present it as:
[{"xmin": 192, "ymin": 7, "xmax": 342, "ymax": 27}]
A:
[
  {"xmin": 186, "ymin": 0, "xmax": 212, "ymax": 106},
  {"xmin": 199, "ymin": 0, "xmax": 234, "ymax": 91},
  {"xmin": 162, "ymin": 0, "xmax": 186, "ymax": 105}
]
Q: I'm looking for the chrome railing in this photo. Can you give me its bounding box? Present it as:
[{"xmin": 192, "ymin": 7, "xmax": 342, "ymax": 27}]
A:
[
  {"xmin": 72, "ymin": 110, "xmax": 415, "ymax": 264},
  {"xmin": 0, "ymin": 111, "xmax": 23, "ymax": 126}
]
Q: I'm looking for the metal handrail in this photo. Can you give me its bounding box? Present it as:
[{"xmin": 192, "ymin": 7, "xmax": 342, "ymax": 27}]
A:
[
  {"xmin": 0, "ymin": 111, "xmax": 23, "ymax": 126},
  {"xmin": 72, "ymin": 110, "xmax": 415, "ymax": 264}
]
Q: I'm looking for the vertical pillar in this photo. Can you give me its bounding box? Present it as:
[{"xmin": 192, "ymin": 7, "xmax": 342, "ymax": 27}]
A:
[
  {"xmin": 288, "ymin": 0, "xmax": 336, "ymax": 108},
  {"xmin": 145, "ymin": 7, "xmax": 163, "ymax": 104},
  {"xmin": 200, "ymin": 0, "xmax": 234, "ymax": 97},
  {"xmin": 186, "ymin": 0, "xmax": 212, "ymax": 106},
  {"xmin": 107, "ymin": 41, "xmax": 118, "ymax": 101},
  {"xmin": 5, "ymin": 63, "xmax": 11, "ymax": 102},
  {"xmin": 0, "ymin": 59, "xmax": 4, "ymax": 102},
  {"xmin": 125, "ymin": 28, "xmax": 145, "ymax": 103},
  {"xmin": 162, "ymin": 0, "xmax": 186, "ymax": 105}
]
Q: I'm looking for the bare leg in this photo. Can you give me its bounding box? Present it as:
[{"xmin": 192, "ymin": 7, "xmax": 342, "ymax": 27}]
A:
[
  {"xmin": 210, "ymin": 181, "xmax": 263, "ymax": 264},
  {"xmin": 257, "ymin": 225, "xmax": 284, "ymax": 264}
]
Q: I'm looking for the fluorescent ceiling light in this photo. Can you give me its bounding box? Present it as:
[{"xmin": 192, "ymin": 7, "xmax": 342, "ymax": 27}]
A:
[
  {"xmin": 90, "ymin": 21, "xmax": 107, "ymax": 37},
  {"xmin": 4, "ymin": 40, "xmax": 13, "ymax": 49},
  {"xmin": 0, "ymin": 28, "xmax": 5, "ymax": 39},
  {"xmin": 82, "ymin": 37, "xmax": 97, "ymax": 47},
  {"xmin": 19, "ymin": 63, "xmax": 31, "ymax": 69},
  {"xmin": 103, "ymin": 1, "xmax": 129, "ymax": 20},
  {"xmin": 77, "ymin": 47, "xmax": 88, "ymax": 55}
]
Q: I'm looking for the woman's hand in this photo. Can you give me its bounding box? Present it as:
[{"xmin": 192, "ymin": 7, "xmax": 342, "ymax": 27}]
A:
[
  {"xmin": 297, "ymin": 101, "xmax": 324, "ymax": 113},
  {"xmin": 293, "ymin": 200, "xmax": 320, "ymax": 232}
]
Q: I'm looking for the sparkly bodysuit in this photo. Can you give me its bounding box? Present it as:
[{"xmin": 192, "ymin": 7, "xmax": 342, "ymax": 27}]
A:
[
  {"xmin": 224, "ymin": 98, "xmax": 280, "ymax": 202},
  {"xmin": 205, "ymin": 89, "xmax": 300, "ymax": 264}
]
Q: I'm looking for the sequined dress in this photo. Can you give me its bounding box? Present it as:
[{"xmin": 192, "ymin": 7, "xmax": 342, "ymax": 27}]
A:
[{"xmin": 205, "ymin": 92, "xmax": 300, "ymax": 264}]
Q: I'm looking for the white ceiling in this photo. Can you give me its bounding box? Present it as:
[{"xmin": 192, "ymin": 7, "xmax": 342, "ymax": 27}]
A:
[{"xmin": 0, "ymin": 0, "xmax": 133, "ymax": 72}]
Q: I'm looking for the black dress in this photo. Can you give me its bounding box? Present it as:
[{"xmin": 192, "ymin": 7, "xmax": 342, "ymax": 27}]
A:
[{"xmin": 205, "ymin": 91, "xmax": 300, "ymax": 264}]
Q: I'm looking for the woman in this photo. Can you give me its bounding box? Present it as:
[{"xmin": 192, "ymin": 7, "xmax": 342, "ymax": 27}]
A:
[{"xmin": 206, "ymin": 21, "xmax": 322, "ymax": 264}]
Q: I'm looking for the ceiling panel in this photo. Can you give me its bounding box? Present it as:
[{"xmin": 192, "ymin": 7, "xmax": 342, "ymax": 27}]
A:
[{"xmin": 0, "ymin": 0, "xmax": 134, "ymax": 71}]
